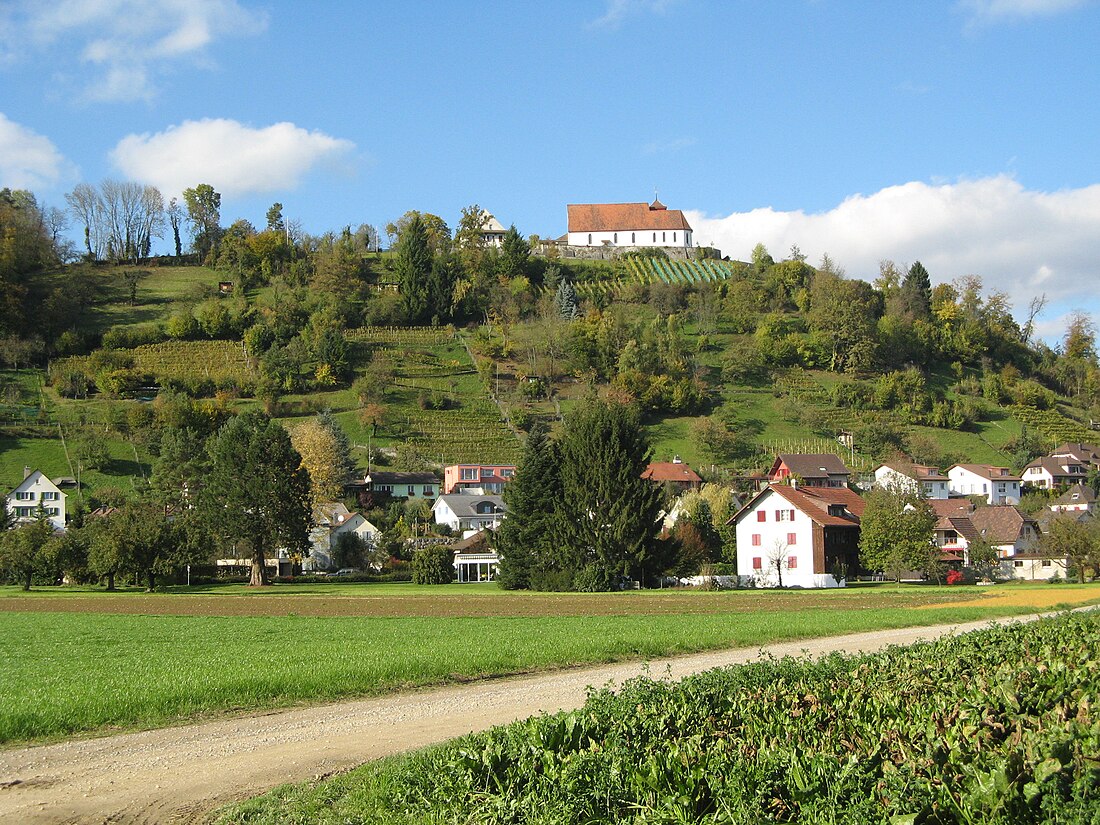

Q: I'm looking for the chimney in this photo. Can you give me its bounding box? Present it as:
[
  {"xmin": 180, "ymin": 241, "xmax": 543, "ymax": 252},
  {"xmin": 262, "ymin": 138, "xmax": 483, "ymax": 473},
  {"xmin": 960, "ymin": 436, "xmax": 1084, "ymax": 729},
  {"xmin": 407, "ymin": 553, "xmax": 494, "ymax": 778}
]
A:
[{"xmin": 23, "ymin": 466, "xmax": 31, "ymax": 480}]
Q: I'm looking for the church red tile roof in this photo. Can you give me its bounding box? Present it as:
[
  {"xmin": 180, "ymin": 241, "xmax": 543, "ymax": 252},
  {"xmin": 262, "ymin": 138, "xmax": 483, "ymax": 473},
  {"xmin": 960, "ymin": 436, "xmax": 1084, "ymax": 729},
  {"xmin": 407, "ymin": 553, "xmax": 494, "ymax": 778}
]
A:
[{"xmin": 567, "ymin": 202, "xmax": 692, "ymax": 233}]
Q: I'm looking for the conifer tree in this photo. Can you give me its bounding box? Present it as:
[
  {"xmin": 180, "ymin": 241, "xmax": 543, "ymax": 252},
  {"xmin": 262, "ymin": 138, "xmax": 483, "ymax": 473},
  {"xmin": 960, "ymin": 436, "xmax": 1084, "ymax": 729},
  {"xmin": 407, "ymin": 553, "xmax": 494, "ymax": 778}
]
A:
[
  {"xmin": 556, "ymin": 279, "xmax": 579, "ymax": 321},
  {"xmin": 554, "ymin": 398, "xmax": 663, "ymax": 589},
  {"xmin": 494, "ymin": 421, "xmax": 561, "ymax": 589},
  {"xmin": 900, "ymin": 261, "xmax": 932, "ymax": 319},
  {"xmin": 393, "ymin": 214, "xmax": 433, "ymax": 322}
]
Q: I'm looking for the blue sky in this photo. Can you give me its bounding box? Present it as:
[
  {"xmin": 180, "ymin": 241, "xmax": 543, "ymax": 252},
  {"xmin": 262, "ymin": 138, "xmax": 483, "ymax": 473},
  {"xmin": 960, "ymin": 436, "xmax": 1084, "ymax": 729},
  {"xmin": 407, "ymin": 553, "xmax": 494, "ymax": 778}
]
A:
[{"xmin": 2, "ymin": 0, "xmax": 1099, "ymax": 337}]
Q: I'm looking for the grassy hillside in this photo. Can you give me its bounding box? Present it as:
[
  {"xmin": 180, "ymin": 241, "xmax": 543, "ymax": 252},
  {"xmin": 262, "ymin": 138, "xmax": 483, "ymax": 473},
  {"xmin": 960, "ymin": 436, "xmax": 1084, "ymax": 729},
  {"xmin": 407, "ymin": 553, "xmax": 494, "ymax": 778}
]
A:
[{"xmin": 2, "ymin": 259, "xmax": 1089, "ymax": 499}]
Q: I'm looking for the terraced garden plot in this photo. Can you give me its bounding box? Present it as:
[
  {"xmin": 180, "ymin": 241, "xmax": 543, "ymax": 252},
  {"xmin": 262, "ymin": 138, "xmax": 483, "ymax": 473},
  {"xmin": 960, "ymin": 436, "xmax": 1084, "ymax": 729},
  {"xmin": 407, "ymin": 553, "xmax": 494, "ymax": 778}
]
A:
[
  {"xmin": 52, "ymin": 340, "xmax": 255, "ymax": 389},
  {"xmin": 1010, "ymin": 404, "xmax": 1096, "ymax": 444},
  {"xmin": 344, "ymin": 326, "xmax": 520, "ymax": 463}
]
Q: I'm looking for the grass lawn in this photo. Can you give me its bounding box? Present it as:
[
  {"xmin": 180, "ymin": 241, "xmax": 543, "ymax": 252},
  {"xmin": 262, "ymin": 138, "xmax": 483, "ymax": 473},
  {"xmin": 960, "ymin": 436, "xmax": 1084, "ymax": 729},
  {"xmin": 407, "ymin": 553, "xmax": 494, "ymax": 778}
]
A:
[{"xmin": 2, "ymin": 582, "xmax": 1098, "ymax": 745}]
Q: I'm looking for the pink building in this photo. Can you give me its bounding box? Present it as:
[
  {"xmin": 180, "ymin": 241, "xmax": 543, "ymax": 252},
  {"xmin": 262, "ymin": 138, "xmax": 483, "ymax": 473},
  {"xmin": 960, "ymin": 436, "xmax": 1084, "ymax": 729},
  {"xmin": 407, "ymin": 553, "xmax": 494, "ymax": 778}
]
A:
[{"xmin": 443, "ymin": 464, "xmax": 517, "ymax": 495}]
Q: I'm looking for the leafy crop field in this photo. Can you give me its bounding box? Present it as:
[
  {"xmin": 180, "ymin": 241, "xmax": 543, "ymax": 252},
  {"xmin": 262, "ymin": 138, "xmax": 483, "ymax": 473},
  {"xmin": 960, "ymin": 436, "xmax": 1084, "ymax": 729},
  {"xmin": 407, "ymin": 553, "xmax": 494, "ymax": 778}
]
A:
[
  {"xmin": 2, "ymin": 584, "xmax": 1098, "ymax": 744},
  {"xmin": 218, "ymin": 610, "xmax": 1100, "ymax": 824}
]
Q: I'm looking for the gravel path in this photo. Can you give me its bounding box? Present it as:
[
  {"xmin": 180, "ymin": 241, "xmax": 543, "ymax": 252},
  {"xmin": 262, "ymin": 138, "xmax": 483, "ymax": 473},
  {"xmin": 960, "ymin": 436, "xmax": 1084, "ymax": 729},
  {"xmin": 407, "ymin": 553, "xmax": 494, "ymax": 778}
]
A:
[{"xmin": 0, "ymin": 613, "xmax": 1061, "ymax": 824}]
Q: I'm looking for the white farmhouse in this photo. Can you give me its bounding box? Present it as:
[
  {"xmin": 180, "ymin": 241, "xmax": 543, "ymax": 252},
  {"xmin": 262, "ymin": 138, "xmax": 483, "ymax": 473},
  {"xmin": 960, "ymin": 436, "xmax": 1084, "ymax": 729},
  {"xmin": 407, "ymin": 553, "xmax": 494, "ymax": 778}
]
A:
[
  {"xmin": 480, "ymin": 213, "xmax": 507, "ymax": 248},
  {"xmin": 874, "ymin": 462, "xmax": 949, "ymax": 499},
  {"xmin": 731, "ymin": 484, "xmax": 865, "ymax": 588},
  {"xmin": 306, "ymin": 502, "xmax": 380, "ymax": 572},
  {"xmin": 432, "ymin": 494, "xmax": 506, "ymax": 537},
  {"xmin": 947, "ymin": 464, "xmax": 1021, "ymax": 505},
  {"xmin": 6, "ymin": 468, "xmax": 66, "ymax": 532},
  {"xmin": 566, "ymin": 199, "xmax": 693, "ymax": 249}
]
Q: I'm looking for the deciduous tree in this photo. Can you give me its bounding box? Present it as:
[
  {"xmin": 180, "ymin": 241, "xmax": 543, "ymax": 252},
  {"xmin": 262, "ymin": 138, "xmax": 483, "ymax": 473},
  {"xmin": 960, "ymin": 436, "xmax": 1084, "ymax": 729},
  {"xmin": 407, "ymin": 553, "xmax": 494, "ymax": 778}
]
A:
[
  {"xmin": 199, "ymin": 412, "xmax": 311, "ymax": 586},
  {"xmin": 858, "ymin": 487, "xmax": 936, "ymax": 582}
]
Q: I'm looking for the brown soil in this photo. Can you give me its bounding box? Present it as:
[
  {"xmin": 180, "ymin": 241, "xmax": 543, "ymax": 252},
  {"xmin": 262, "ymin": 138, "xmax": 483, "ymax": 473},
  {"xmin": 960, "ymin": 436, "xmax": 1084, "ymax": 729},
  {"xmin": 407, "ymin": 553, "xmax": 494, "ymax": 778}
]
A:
[{"xmin": 0, "ymin": 588, "xmax": 983, "ymax": 618}]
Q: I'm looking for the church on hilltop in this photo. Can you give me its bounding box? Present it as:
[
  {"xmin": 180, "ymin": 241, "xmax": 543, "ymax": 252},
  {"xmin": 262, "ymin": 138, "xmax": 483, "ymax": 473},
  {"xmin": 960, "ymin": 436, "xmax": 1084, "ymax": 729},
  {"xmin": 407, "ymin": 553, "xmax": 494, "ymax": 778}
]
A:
[{"xmin": 566, "ymin": 197, "xmax": 694, "ymax": 250}]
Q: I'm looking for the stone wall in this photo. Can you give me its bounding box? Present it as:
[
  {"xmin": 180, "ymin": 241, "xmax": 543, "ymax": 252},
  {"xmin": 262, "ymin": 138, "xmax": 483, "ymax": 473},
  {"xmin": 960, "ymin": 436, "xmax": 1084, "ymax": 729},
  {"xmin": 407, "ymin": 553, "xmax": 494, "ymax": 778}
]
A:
[{"xmin": 534, "ymin": 243, "xmax": 722, "ymax": 262}]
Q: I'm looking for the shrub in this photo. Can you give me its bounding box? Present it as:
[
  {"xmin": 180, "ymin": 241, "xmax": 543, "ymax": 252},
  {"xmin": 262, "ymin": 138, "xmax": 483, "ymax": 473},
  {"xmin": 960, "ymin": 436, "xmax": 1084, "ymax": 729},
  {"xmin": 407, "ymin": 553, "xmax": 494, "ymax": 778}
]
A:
[
  {"xmin": 946, "ymin": 569, "xmax": 965, "ymax": 585},
  {"xmin": 410, "ymin": 546, "xmax": 455, "ymax": 584}
]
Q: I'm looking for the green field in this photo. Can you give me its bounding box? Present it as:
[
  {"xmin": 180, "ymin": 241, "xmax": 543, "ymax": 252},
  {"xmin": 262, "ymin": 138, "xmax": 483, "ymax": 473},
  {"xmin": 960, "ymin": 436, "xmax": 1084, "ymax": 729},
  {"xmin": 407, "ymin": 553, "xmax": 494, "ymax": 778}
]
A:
[{"xmin": 2, "ymin": 582, "xmax": 1098, "ymax": 745}]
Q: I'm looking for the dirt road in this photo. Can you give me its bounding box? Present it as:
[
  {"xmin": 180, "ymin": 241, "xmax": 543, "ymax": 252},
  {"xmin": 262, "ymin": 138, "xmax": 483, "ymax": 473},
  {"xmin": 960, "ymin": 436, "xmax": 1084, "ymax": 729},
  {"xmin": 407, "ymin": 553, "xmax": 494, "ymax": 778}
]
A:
[{"xmin": 0, "ymin": 613, "xmax": 1065, "ymax": 824}]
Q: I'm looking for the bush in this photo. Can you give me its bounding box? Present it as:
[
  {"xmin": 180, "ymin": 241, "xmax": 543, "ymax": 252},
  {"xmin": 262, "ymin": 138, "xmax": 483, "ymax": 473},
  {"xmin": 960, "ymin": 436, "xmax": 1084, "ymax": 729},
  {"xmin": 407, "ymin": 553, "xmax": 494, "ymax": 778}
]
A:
[
  {"xmin": 101, "ymin": 324, "xmax": 166, "ymax": 349},
  {"xmin": 946, "ymin": 569, "xmax": 965, "ymax": 585},
  {"xmin": 410, "ymin": 546, "xmax": 455, "ymax": 584}
]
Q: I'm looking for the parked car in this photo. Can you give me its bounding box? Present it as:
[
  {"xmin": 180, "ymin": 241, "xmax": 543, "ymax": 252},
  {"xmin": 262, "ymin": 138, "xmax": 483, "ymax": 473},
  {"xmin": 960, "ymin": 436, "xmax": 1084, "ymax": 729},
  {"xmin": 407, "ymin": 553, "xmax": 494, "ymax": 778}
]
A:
[{"xmin": 334, "ymin": 568, "xmax": 360, "ymax": 577}]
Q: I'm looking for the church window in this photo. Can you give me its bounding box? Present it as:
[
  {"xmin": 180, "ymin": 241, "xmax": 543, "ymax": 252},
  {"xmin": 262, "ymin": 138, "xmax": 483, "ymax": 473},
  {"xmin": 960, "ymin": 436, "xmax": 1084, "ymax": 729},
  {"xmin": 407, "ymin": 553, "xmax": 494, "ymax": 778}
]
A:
[
  {"xmin": 631, "ymin": 233, "xmax": 635, "ymax": 243},
  {"xmin": 588, "ymin": 233, "xmax": 592, "ymax": 245},
  {"xmin": 613, "ymin": 232, "xmax": 617, "ymax": 243}
]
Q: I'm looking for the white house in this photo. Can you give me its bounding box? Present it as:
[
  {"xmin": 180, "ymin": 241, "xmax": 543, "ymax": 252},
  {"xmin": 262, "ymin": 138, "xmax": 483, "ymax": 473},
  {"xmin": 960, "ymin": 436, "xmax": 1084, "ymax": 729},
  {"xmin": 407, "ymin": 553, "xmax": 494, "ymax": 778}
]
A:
[
  {"xmin": 480, "ymin": 213, "xmax": 507, "ymax": 248},
  {"xmin": 450, "ymin": 530, "xmax": 500, "ymax": 583},
  {"xmin": 731, "ymin": 484, "xmax": 865, "ymax": 588},
  {"xmin": 566, "ymin": 199, "xmax": 693, "ymax": 249},
  {"xmin": 306, "ymin": 502, "xmax": 380, "ymax": 572},
  {"xmin": 947, "ymin": 464, "xmax": 1021, "ymax": 505},
  {"xmin": 6, "ymin": 468, "xmax": 66, "ymax": 532},
  {"xmin": 874, "ymin": 462, "xmax": 950, "ymax": 499},
  {"xmin": 1049, "ymin": 483, "xmax": 1096, "ymax": 513},
  {"xmin": 1021, "ymin": 457, "xmax": 1090, "ymax": 490},
  {"xmin": 432, "ymin": 494, "xmax": 506, "ymax": 537}
]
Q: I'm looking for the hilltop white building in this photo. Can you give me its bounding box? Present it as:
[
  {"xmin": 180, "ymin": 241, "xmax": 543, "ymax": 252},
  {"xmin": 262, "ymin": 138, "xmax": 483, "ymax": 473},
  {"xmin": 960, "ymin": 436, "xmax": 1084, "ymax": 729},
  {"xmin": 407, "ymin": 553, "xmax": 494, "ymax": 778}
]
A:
[{"xmin": 566, "ymin": 199, "xmax": 693, "ymax": 249}]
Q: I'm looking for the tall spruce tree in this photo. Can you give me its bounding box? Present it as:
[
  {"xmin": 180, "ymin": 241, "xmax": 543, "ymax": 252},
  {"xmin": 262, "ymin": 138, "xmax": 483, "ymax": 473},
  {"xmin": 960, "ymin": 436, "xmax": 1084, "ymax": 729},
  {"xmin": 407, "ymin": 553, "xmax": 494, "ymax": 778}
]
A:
[
  {"xmin": 494, "ymin": 421, "xmax": 561, "ymax": 590},
  {"xmin": 555, "ymin": 398, "xmax": 663, "ymax": 590},
  {"xmin": 393, "ymin": 214, "xmax": 433, "ymax": 322},
  {"xmin": 900, "ymin": 261, "xmax": 932, "ymax": 320}
]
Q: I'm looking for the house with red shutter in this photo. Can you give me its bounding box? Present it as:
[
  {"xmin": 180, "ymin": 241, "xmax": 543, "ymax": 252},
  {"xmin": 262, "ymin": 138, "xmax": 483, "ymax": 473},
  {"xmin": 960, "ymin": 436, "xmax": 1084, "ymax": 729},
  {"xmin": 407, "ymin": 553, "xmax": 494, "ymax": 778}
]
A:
[
  {"xmin": 731, "ymin": 484, "xmax": 865, "ymax": 588},
  {"xmin": 768, "ymin": 453, "xmax": 851, "ymax": 488}
]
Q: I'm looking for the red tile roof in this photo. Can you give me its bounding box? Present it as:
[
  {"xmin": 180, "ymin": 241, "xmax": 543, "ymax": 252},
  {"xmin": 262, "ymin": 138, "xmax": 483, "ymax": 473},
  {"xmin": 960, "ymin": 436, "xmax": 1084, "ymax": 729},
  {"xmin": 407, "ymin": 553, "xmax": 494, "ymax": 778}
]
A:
[
  {"xmin": 643, "ymin": 462, "xmax": 702, "ymax": 484},
  {"xmin": 878, "ymin": 461, "xmax": 949, "ymax": 482},
  {"xmin": 771, "ymin": 453, "xmax": 851, "ymax": 480},
  {"xmin": 750, "ymin": 484, "xmax": 866, "ymax": 527},
  {"xmin": 567, "ymin": 202, "xmax": 692, "ymax": 233}
]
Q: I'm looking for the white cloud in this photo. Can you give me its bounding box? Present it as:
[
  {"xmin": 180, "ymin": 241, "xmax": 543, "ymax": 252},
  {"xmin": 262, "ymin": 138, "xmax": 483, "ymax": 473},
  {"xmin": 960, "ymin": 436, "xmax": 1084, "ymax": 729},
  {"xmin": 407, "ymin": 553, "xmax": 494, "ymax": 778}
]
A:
[
  {"xmin": 0, "ymin": 113, "xmax": 76, "ymax": 190},
  {"xmin": 958, "ymin": 0, "xmax": 1090, "ymax": 24},
  {"xmin": 109, "ymin": 118, "xmax": 356, "ymax": 198},
  {"xmin": 2, "ymin": 0, "xmax": 267, "ymax": 102},
  {"xmin": 588, "ymin": 0, "xmax": 680, "ymax": 30},
  {"xmin": 685, "ymin": 176, "xmax": 1100, "ymax": 314}
]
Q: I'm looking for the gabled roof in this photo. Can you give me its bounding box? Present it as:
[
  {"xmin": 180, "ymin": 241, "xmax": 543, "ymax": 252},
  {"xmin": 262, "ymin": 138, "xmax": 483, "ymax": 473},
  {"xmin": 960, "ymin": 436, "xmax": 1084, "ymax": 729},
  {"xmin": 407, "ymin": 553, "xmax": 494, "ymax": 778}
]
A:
[
  {"xmin": 929, "ymin": 499, "xmax": 974, "ymax": 518},
  {"xmin": 567, "ymin": 202, "xmax": 692, "ymax": 233},
  {"xmin": 366, "ymin": 471, "xmax": 439, "ymax": 486},
  {"xmin": 949, "ymin": 464, "xmax": 1021, "ymax": 482},
  {"xmin": 1052, "ymin": 483, "xmax": 1097, "ymax": 506},
  {"xmin": 7, "ymin": 469, "xmax": 64, "ymax": 497},
  {"xmin": 970, "ymin": 506, "xmax": 1036, "ymax": 544},
  {"xmin": 771, "ymin": 453, "xmax": 850, "ymax": 480},
  {"xmin": 1023, "ymin": 457, "xmax": 1089, "ymax": 477},
  {"xmin": 643, "ymin": 462, "xmax": 702, "ymax": 484},
  {"xmin": 733, "ymin": 484, "xmax": 864, "ymax": 528},
  {"xmin": 432, "ymin": 494, "xmax": 506, "ymax": 518},
  {"xmin": 1050, "ymin": 442, "xmax": 1100, "ymax": 463},
  {"xmin": 877, "ymin": 461, "xmax": 949, "ymax": 482},
  {"xmin": 480, "ymin": 214, "xmax": 505, "ymax": 233}
]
